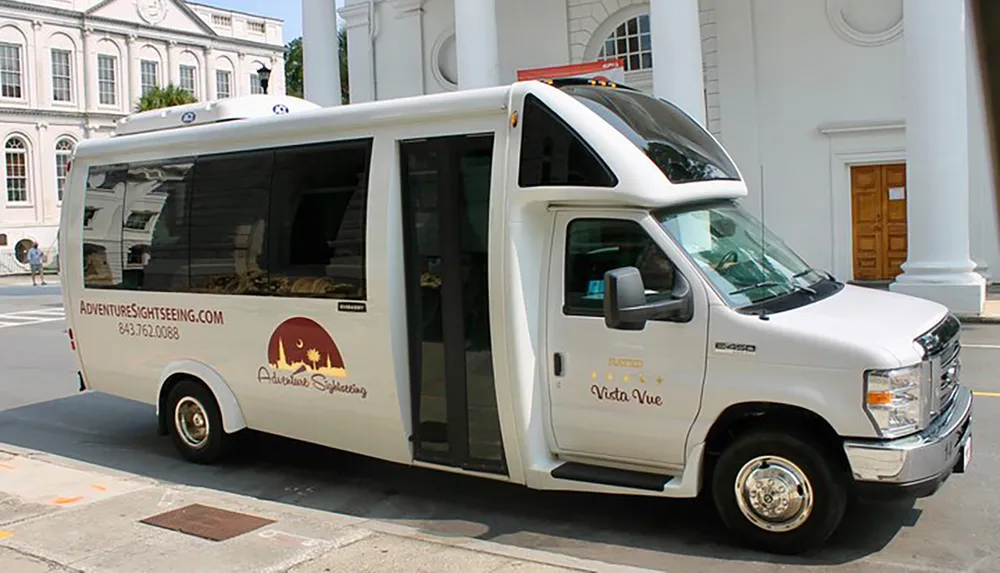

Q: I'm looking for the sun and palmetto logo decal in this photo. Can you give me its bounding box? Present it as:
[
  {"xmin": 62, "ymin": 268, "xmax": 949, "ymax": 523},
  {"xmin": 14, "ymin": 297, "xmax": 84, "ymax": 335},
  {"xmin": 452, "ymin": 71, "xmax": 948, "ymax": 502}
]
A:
[{"xmin": 257, "ymin": 317, "xmax": 367, "ymax": 399}]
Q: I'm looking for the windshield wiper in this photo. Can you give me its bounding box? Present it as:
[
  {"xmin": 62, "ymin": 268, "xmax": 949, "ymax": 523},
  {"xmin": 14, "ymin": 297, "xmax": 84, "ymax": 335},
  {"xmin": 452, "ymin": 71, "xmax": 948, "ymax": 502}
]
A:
[{"xmin": 729, "ymin": 281, "xmax": 783, "ymax": 295}]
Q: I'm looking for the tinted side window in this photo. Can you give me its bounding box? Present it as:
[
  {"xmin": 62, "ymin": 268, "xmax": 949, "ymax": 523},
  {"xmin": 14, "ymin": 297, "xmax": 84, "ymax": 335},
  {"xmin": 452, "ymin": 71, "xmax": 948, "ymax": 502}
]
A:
[
  {"xmin": 564, "ymin": 218, "xmax": 675, "ymax": 315},
  {"xmin": 189, "ymin": 150, "xmax": 273, "ymax": 295},
  {"xmin": 518, "ymin": 94, "xmax": 617, "ymax": 188},
  {"xmin": 268, "ymin": 139, "xmax": 371, "ymax": 299},
  {"xmin": 83, "ymin": 164, "xmax": 128, "ymax": 289},
  {"xmin": 121, "ymin": 159, "xmax": 194, "ymax": 292}
]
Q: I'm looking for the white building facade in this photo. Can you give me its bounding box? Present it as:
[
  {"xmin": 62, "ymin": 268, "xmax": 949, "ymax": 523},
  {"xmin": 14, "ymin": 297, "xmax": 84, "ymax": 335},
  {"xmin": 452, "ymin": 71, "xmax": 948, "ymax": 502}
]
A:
[
  {"xmin": 305, "ymin": 0, "xmax": 996, "ymax": 315},
  {"xmin": 0, "ymin": 0, "xmax": 286, "ymax": 274}
]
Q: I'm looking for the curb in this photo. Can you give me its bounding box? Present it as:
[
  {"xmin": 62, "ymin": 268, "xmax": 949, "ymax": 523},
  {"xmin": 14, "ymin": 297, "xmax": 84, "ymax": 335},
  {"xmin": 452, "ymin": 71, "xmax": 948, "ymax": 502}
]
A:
[{"xmin": 0, "ymin": 446, "xmax": 659, "ymax": 573}]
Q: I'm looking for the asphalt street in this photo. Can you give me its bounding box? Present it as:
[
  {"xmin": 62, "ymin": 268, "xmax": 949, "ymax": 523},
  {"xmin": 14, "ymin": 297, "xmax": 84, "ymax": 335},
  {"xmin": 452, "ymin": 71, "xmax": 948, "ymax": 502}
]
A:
[{"xmin": 2, "ymin": 282, "xmax": 1000, "ymax": 572}]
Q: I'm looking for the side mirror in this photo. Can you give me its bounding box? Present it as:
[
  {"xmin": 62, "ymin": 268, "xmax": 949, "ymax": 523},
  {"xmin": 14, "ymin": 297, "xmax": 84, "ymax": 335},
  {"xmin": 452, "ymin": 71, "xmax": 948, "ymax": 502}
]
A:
[{"xmin": 603, "ymin": 267, "xmax": 694, "ymax": 331}]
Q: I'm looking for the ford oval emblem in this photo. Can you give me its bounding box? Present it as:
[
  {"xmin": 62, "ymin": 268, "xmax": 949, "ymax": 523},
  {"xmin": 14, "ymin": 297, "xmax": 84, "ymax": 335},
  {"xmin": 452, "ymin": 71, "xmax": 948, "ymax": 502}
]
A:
[
  {"xmin": 181, "ymin": 111, "xmax": 197, "ymax": 124},
  {"xmin": 273, "ymin": 104, "xmax": 289, "ymax": 115}
]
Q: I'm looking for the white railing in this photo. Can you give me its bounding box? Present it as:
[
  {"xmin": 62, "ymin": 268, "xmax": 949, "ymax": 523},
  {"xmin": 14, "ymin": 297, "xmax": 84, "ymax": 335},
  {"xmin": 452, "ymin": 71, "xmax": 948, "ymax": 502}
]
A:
[{"xmin": 0, "ymin": 246, "xmax": 60, "ymax": 276}]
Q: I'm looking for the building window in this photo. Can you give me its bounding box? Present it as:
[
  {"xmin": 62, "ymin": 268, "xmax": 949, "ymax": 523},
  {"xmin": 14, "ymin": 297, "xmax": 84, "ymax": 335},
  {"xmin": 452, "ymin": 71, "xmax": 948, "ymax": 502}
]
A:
[
  {"xmin": 250, "ymin": 73, "xmax": 264, "ymax": 94},
  {"xmin": 125, "ymin": 211, "xmax": 156, "ymax": 230},
  {"xmin": 51, "ymin": 49, "xmax": 73, "ymax": 102},
  {"xmin": 83, "ymin": 206, "xmax": 98, "ymax": 228},
  {"xmin": 247, "ymin": 20, "xmax": 266, "ymax": 34},
  {"xmin": 55, "ymin": 138, "xmax": 74, "ymax": 202},
  {"xmin": 140, "ymin": 60, "xmax": 159, "ymax": 95},
  {"xmin": 98, "ymin": 54, "xmax": 117, "ymax": 105},
  {"xmin": 5, "ymin": 137, "xmax": 28, "ymax": 203},
  {"xmin": 598, "ymin": 14, "xmax": 652, "ymax": 72},
  {"xmin": 179, "ymin": 65, "xmax": 197, "ymax": 95},
  {"xmin": 0, "ymin": 42, "xmax": 23, "ymax": 99},
  {"xmin": 216, "ymin": 70, "xmax": 231, "ymax": 98}
]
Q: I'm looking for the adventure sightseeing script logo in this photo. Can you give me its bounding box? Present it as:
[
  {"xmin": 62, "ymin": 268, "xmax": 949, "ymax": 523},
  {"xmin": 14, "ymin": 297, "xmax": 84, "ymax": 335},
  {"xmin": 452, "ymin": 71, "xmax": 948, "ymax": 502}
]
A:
[{"xmin": 257, "ymin": 317, "xmax": 368, "ymax": 399}]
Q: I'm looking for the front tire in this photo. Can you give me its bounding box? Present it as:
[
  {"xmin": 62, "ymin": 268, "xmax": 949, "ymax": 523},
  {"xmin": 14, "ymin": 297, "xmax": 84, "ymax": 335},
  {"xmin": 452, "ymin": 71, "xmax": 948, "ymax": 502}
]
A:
[
  {"xmin": 166, "ymin": 379, "xmax": 232, "ymax": 465},
  {"xmin": 711, "ymin": 430, "xmax": 847, "ymax": 554}
]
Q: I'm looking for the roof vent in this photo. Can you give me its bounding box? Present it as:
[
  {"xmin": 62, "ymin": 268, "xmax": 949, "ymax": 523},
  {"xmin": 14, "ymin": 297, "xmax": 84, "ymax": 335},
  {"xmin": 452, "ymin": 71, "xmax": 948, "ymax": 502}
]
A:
[{"xmin": 114, "ymin": 95, "xmax": 321, "ymax": 137}]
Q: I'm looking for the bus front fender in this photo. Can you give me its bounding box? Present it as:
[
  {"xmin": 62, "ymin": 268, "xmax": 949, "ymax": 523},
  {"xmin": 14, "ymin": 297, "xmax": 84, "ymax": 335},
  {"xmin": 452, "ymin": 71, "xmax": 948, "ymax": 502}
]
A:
[{"xmin": 156, "ymin": 360, "xmax": 248, "ymax": 435}]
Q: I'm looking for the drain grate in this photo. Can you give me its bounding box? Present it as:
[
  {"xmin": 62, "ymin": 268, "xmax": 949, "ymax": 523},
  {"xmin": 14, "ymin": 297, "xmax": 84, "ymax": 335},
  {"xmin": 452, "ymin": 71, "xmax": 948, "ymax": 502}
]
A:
[{"xmin": 140, "ymin": 504, "xmax": 276, "ymax": 541}]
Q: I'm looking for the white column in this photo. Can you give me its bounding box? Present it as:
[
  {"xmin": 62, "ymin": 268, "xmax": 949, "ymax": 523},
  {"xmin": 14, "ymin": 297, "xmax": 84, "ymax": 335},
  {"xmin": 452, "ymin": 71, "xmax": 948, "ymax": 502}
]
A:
[
  {"xmin": 237, "ymin": 52, "xmax": 247, "ymax": 96},
  {"xmin": 382, "ymin": 0, "xmax": 425, "ymax": 99},
  {"xmin": 302, "ymin": 0, "xmax": 342, "ymax": 106},
  {"xmin": 649, "ymin": 0, "xmax": 706, "ymax": 126},
  {"xmin": 81, "ymin": 28, "xmax": 96, "ymax": 112},
  {"xmin": 126, "ymin": 35, "xmax": 140, "ymax": 108},
  {"xmin": 454, "ymin": 0, "xmax": 499, "ymax": 89},
  {"xmin": 204, "ymin": 46, "xmax": 216, "ymax": 100},
  {"xmin": 340, "ymin": 3, "xmax": 373, "ymax": 103},
  {"xmin": 890, "ymin": 0, "xmax": 985, "ymax": 314},
  {"xmin": 167, "ymin": 40, "xmax": 179, "ymax": 87}
]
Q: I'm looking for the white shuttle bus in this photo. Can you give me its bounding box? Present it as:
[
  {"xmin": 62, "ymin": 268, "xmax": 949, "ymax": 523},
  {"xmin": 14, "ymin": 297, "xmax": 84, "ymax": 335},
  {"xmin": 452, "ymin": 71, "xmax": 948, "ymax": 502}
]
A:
[{"xmin": 60, "ymin": 82, "xmax": 973, "ymax": 553}]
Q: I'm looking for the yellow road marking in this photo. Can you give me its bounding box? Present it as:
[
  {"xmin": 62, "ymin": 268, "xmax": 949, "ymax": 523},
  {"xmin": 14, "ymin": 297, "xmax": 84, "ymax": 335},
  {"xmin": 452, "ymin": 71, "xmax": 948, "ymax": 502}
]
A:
[
  {"xmin": 0, "ymin": 531, "xmax": 11, "ymax": 540},
  {"xmin": 51, "ymin": 496, "xmax": 83, "ymax": 505},
  {"xmin": 974, "ymin": 391, "xmax": 1000, "ymax": 397}
]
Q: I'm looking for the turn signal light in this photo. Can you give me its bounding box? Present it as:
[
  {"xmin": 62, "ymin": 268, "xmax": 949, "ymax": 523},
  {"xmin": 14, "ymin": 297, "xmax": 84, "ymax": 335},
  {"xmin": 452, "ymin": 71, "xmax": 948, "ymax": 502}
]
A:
[{"xmin": 866, "ymin": 391, "xmax": 893, "ymax": 405}]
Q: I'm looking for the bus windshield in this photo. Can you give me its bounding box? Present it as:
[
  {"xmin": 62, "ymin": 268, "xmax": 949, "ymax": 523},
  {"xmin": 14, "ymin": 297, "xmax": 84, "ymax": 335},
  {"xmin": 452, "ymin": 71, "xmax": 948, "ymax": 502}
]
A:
[
  {"xmin": 561, "ymin": 84, "xmax": 740, "ymax": 184},
  {"xmin": 654, "ymin": 200, "xmax": 828, "ymax": 308}
]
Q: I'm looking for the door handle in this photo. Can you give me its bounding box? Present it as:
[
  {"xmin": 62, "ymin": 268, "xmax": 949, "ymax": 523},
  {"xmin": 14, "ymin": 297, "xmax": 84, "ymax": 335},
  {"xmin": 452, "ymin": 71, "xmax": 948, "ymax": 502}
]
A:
[{"xmin": 553, "ymin": 352, "xmax": 564, "ymax": 377}]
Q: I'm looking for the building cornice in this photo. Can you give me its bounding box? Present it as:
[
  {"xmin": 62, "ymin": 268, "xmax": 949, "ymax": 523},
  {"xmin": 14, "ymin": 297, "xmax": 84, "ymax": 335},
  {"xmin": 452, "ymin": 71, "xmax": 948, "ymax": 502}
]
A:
[
  {"xmin": 818, "ymin": 119, "xmax": 905, "ymax": 136},
  {"xmin": 389, "ymin": 0, "xmax": 424, "ymax": 15},
  {"xmin": 0, "ymin": 106, "xmax": 125, "ymax": 121},
  {"xmin": 338, "ymin": 3, "xmax": 370, "ymax": 29},
  {"xmin": 0, "ymin": 0, "xmax": 287, "ymax": 53}
]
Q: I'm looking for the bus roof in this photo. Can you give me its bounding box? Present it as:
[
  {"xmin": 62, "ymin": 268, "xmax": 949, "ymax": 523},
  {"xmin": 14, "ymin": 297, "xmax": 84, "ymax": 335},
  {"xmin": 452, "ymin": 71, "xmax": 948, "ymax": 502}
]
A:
[
  {"xmin": 114, "ymin": 95, "xmax": 322, "ymax": 137},
  {"xmin": 75, "ymin": 82, "xmax": 745, "ymax": 210}
]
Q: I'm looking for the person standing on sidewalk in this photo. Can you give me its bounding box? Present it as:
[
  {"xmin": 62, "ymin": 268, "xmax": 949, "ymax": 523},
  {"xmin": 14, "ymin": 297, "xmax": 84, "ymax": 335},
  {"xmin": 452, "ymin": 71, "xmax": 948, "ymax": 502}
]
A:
[{"xmin": 27, "ymin": 242, "xmax": 46, "ymax": 286}]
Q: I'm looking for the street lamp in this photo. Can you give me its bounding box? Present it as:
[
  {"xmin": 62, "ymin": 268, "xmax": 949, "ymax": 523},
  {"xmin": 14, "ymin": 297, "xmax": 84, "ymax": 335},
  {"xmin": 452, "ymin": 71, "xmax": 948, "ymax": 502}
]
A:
[{"xmin": 257, "ymin": 65, "xmax": 271, "ymax": 94}]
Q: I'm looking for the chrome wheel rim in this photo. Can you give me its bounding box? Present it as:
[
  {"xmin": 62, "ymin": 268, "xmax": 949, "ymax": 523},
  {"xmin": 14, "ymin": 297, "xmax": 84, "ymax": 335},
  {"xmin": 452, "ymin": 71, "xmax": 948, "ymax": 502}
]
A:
[
  {"xmin": 734, "ymin": 455, "xmax": 814, "ymax": 532},
  {"xmin": 175, "ymin": 396, "xmax": 210, "ymax": 449}
]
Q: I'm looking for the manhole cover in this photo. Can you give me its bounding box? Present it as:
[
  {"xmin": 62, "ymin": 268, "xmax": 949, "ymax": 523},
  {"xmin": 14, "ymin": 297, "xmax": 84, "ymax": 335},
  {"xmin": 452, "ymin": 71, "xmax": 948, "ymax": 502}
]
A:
[{"xmin": 140, "ymin": 504, "xmax": 276, "ymax": 541}]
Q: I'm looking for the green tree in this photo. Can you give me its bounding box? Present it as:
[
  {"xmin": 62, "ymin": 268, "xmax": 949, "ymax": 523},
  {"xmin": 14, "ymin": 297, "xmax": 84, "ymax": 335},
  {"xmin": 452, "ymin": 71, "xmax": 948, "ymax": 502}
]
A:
[
  {"xmin": 284, "ymin": 27, "xmax": 350, "ymax": 104},
  {"xmin": 135, "ymin": 84, "xmax": 197, "ymax": 112},
  {"xmin": 285, "ymin": 37, "xmax": 303, "ymax": 97}
]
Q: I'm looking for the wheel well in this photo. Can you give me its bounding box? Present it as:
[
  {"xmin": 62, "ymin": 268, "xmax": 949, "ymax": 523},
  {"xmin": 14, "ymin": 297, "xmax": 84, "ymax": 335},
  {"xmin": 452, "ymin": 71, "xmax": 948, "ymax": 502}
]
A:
[
  {"xmin": 702, "ymin": 402, "xmax": 850, "ymax": 474},
  {"xmin": 157, "ymin": 373, "xmax": 203, "ymax": 436}
]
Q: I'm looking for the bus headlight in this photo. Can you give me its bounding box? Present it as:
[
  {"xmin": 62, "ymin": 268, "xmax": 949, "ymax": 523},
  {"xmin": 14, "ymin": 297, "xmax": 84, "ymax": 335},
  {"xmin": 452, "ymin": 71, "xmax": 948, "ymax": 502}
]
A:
[{"xmin": 864, "ymin": 364, "xmax": 927, "ymax": 439}]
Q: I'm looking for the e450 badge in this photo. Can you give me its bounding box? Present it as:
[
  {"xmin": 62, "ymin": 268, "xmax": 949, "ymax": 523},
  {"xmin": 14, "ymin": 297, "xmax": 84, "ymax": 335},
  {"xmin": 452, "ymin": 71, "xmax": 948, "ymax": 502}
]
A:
[{"xmin": 714, "ymin": 342, "xmax": 757, "ymax": 355}]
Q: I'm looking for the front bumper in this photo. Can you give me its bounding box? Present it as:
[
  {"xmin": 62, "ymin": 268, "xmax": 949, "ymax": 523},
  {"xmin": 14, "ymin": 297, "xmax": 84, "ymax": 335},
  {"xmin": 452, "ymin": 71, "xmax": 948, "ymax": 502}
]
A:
[{"xmin": 843, "ymin": 385, "xmax": 972, "ymax": 500}]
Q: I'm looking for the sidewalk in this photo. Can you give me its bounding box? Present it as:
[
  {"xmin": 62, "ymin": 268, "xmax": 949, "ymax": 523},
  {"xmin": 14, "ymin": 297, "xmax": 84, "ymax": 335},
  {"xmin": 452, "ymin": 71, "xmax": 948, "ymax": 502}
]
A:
[{"xmin": 0, "ymin": 444, "xmax": 652, "ymax": 573}]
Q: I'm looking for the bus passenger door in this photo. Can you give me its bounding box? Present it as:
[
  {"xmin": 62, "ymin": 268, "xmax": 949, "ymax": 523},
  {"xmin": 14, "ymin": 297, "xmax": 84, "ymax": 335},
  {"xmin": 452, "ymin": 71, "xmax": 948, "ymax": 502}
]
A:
[
  {"xmin": 399, "ymin": 133, "xmax": 507, "ymax": 475},
  {"xmin": 545, "ymin": 211, "xmax": 708, "ymax": 468}
]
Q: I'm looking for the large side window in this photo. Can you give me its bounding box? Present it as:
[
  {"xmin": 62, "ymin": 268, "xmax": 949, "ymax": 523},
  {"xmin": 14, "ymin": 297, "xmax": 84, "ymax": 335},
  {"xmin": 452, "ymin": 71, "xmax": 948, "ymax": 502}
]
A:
[
  {"xmin": 518, "ymin": 94, "xmax": 617, "ymax": 188},
  {"xmin": 121, "ymin": 159, "xmax": 194, "ymax": 292},
  {"xmin": 188, "ymin": 150, "xmax": 273, "ymax": 295},
  {"xmin": 268, "ymin": 139, "xmax": 371, "ymax": 299},
  {"xmin": 82, "ymin": 164, "xmax": 128, "ymax": 289},
  {"xmin": 564, "ymin": 218, "xmax": 675, "ymax": 315}
]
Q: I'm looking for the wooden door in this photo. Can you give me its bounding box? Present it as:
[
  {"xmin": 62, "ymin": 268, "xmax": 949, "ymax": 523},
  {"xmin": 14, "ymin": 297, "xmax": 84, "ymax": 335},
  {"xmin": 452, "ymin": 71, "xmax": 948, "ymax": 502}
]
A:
[{"xmin": 851, "ymin": 163, "xmax": 908, "ymax": 281}]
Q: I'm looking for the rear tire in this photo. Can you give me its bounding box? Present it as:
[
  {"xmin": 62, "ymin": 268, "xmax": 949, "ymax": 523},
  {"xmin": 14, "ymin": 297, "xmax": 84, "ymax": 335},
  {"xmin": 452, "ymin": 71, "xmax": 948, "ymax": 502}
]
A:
[
  {"xmin": 166, "ymin": 379, "xmax": 232, "ymax": 465},
  {"xmin": 711, "ymin": 430, "xmax": 847, "ymax": 554}
]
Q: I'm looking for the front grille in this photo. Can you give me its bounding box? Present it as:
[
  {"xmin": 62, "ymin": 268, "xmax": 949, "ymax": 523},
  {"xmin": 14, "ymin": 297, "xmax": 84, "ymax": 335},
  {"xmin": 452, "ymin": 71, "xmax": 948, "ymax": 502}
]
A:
[{"xmin": 918, "ymin": 314, "xmax": 962, "ymax": 419}]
